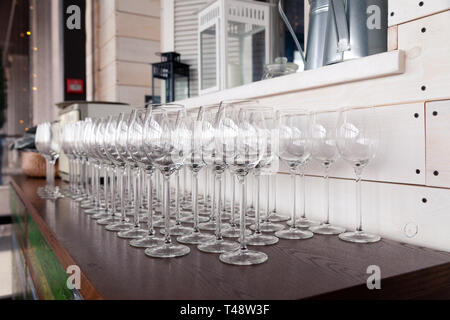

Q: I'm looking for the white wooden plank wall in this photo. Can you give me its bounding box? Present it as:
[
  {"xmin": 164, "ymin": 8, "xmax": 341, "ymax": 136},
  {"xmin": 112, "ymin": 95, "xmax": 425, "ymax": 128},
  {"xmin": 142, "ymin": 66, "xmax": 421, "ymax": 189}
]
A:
[
  {"xmin": 89, "ymin": 0, "xmax": 161, "ymax": 107},
  {"xmin": 180, "ymin": 8, "xmax": 450, "ymax": 252}
]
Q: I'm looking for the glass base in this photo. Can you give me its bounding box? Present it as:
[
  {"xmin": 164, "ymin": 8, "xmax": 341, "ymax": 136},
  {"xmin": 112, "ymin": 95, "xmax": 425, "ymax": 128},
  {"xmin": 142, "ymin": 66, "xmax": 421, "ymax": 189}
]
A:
[
  {"xmin": 91, "ymin": 212, "xmax": 111, "ymax": 220},
  {"xmin": 247, "ymin": 233, "xmax": 279, "ymax": 246},
  {"xmin": 97, "ymin": 216, "xmax": 119, "ymax": 225},
  {"xmin": 275, "ymin": 228, "xmax": 314, "ymax": 240},
  {"xmin": 197, "ymin": 239, "xmax": 240, "ymax": 254},
  {"xmin": 144, "ymin": 243, "xmax": 190, "ymax": 258},
  {"xmin": 180, "ymin": 215, "xmax": 209, "ymax": 224},
  {"xmin": 198, "ymin": 220, "xmax": 217, "ymax": 231},
  {"xmin": 117, "ymin": 227, "xmax": 148, "ymax": 239},
  {"xmin": 235, "ymin": 218, "xmax": 255, "ymax": 227},
  {"xmin": 105, "ymin": 221, "xmax": 133, "ymax": 232},
  {"xmin": 219, "ymin": 248, "xmax": 268, "ymax": 266},
  {"xmin": 84, "ymin": 207, "xmax": 106, "ymax": 216},
  {"xmin": 160, "ymin": 224, "xmax": 194, "ymax": 236},
  {"xmin": 80, "ymin": 201, "xmax": 95, "ymax": 209},
  {"xmin": 250, "ymin": 222, "xmax": 284, "ymax": 233},
  {"xmin": 222, "ymin": 226, "xmax": 252, "ymax": 238},
  {"xmin": 153, "ymin": 219, "xmax": 176, "ymax": 228},
  {"xmin": 287, "ymin": 217, "xmax": 321, "ymax": 228},
  {"xmin": 129, "ymin": 235, "xmax": 164, "ymax": 248},
  {"xmin": 309, "ymin": 223, "xmax": 346, "ymax": 235},
  {"xmin": 268, "ymin": 213, "xmax": 290, "ymax": 223},
  {"xmin": 339, "ymin": 231, "xmax": 381, "ymax": 243},
  {"xmin": 176, "ymin": 231, "xmax": 215, "ymax": 245}
]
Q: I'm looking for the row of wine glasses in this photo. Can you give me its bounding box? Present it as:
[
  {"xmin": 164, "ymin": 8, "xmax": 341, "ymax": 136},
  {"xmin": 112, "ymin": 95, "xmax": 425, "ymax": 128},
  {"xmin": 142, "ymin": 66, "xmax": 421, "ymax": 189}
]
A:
[{"xmin": 35, "ymin": 101, "xmax": 381, "ymax": 266}]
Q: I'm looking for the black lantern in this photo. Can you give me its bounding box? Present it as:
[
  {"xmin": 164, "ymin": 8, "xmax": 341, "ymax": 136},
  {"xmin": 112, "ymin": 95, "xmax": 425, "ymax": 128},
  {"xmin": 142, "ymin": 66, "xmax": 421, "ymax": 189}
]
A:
[{"xmin": 151, "ymin": 52, "xmax": 190, "ymax": 104}]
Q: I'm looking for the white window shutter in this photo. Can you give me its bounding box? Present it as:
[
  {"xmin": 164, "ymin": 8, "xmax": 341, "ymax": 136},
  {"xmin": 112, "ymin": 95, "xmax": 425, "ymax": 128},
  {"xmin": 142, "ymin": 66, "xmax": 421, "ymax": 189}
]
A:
[{"xmin": 174, "ymin": 0, "xmax": 209, "ymax": 98}]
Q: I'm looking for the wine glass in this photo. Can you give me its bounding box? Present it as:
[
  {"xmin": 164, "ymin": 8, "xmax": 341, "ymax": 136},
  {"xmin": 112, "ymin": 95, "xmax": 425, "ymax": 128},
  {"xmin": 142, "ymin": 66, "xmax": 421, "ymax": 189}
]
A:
[
  {"xmin": 309, "ymin": 111, "xmax": 346, "ymax": 235},
  {"xmin": 116, "ymin": 112, "xmax": 148, "ymax": 239},
  {"xmin": 60, "ymin": 123, "xmax": 76, "ymax": 197},
  {"xmin": 35, "ymin": 122, "xmax": 62, "ymax": 200},
  {"xmin": 83, "ymin": 119, "xmax": 108, "ymax": 216},
  {"xmin": 247, "ymin": 107, "xmax": 280, "ymax": 246},
  {"xmin": 218, "ymin": 100, "xmax": 269, "ymax": 266},
  {"xmin": 127, "ymin": 109, "xmax": 164, "ymax": 248},
  {"xmin": 176, "ymin": 106, "xmax": 216, "ymax": 246},
  {"xmin": 274, "ymin": 109, "xmax": 314, "ymax": 240},
  {"xmin": 336, "ymin": 107, "xmax": 381, "ymax": 243},
  {"xmin": 192, "ymin": 106, "xmax": 239, "ymax": 253},
  {"xmin": 104, "ymin": 114, "xmax": 133, "ymax": 232},
  {"xmin": 143, "ymin": 106, "xmax": 191, "ymax": 258}
]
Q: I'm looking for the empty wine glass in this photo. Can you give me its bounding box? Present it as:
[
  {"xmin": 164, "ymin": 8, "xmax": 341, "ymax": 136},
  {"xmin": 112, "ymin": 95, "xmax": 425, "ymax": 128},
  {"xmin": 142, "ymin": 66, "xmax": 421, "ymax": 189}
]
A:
[
  {"xmin": 35, "ymin": 122, "xmax": 62, "ymax": 200},
  {"xmin": 247, "ymin": 107, "xmax": 280, "ymax": 246},
  {"xmin": 144, "ymin": 106, "xmax": 191, "ymax": 258},
  {"xmin": 104, "ymin": 114, "xmax": 133, "ymax": 232},
  {"xmin": 176, "ymin": 106, "xmax": 216, "ymax": 246},
  {"xmin": 337, "ymin": 107, "xmax": 381, "ymax": 243},
  {"xmin": 193, "ymin": 106, "xmax": 239, "ymax": 253},
  {"xmin": 127, "ymin": 109, "xmax": 164, "ymax": 248},
  {"xmin": 218, "ymin": 100, "xmax": 269, "ymax": 266},
  {"xmin": 274, "ymin": 109, "xmax": 314, "ymax": 240},
  {"xmin": 309, "ymin": 111, "xmax": 346, "ymax": 235},
  {"xmin": 116, "ymin": 112, "xmax": 148, "ymax": 239}
]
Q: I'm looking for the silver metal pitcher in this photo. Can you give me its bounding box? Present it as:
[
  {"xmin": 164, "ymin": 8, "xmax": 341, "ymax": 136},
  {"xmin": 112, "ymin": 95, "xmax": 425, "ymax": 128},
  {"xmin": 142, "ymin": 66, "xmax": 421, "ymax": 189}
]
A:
[
  {"xmin": 323, "ymin": 0, "xmax": 388, "ymax": 65},
  {"xmin": 279, "ymin": 0, "xmax": 330, "ymax": 70}
]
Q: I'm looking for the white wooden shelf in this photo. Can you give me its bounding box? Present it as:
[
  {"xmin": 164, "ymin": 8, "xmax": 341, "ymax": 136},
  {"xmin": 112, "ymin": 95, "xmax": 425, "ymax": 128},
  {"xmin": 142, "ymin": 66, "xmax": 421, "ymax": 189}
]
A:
[{"xmin": 178, "ymin": 50, "xmax": 405, "ymax": 109}]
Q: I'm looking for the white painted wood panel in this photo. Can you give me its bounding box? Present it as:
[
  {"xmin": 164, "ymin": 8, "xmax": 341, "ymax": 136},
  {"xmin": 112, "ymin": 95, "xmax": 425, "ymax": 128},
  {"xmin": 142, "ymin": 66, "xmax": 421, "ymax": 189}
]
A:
[
  {"xmin": 116, "ymin": 0, "xmax": 161, "ymax": 18},
  {"xmin": 388, "ymin": 0, "xmax": 450, "ymax": 27},
  {"xmin": 116, "ymin": 37, "xmax": 160, "ymax": 64},
  {"xmin": 299, "ymin": 103, "xmax": 426, "ymax": 185},
  {"xmin": 117, "ymin": 85, "xmax": 152, "ymax": 106},
  {"xmin": 97, "ymin": 62, "xmax": 117, "ymax": 91},
  {"xmin": 98, "ymin": 37, "xmax": 116, "ymax": 69},
  {"xmin": 116, "ymin": 11, "xmax": 160, "ymax": 41},
  {"xmin": 117, "ymin": 61, "xmax": 152, "ymax": 87},
  {"xmin": 271, "ymin": 174, "xmax": 450, "ymax": 252},
  {"xmin": 98, "ymin": 14, "xmax": 116, "ymax": 48},
  {"xmin": 425, "ymin": 99, "xmax": 450, "ymax": 188},
  {"xmin": 98, "ymin": 0, "xmax": 116, "ymax": 27}
]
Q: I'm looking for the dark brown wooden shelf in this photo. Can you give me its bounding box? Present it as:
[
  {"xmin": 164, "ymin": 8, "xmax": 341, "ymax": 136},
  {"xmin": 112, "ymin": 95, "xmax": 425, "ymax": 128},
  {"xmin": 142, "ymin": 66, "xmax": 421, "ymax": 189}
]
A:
[{"xmin": 10, "ymin": 175, "xmax": 450, "ymax": 300}]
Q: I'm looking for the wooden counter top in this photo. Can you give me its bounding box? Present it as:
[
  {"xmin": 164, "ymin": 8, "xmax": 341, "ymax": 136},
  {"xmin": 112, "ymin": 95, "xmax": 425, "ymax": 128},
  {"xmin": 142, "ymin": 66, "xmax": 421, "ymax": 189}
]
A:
[{"xmin": 10, "ymin": 175, "xmax": 450, "ymax": 300}]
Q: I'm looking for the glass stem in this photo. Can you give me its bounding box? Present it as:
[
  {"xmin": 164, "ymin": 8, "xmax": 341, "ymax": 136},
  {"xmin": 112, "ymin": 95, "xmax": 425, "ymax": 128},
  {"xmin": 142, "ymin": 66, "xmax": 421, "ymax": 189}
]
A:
[
  {"xmin": 290, "ymin": 169, "xmax": 297, "ymax": 229},
  {"xmin": 120, "ymin": 167, "xmax": 126, "ymax": 222},
  {"xmin": 230, "ymin": 174, "xmax": 236, "ymax": 226},
  {"xmin": 46, "ymin": 158, "xmax": 55, "ymax": 192},
  {"xmin": 95, "ymin": 164, "xmax": 100, "ymax": 210},
  {"xmin": 192, "ymin": 171, "xmax": 200, "ymax": 233},
  {"xmin": 210, "ymin": 170, "xmax": 216, "ymax": 222},
  {"xmin": 222, "ymin": 172, "xmax": 227, "ymax": 215},
  {"xmin": 239, "ymin": 175, "xmax": 247, "ymax": 251},
  {"xmin": 355, "ymin": 169, "xmax": 363, "ymax": 232},
  {"xmin": 175, "ymin": 170, "xmax": 181, "ymax": 225},
  {"xmin": 204, "ymin": 169, "xmax": 209, "ymax": 209},
  {"xmin": 264, "ymin": 175, "xmax": 270, "ymax": 223},
  {"xmin": 300, "ymin": 168, "xmax": 306, "ymax": 219},
  {"xmin": 133, "ymin": 167, "xmax": 141, "ymax": 228},
  {"xmin": 163, "ymin": 174, "xmax": 171, "ymax": 244},
  {"xmin": 110, "ymin": 167, "xmax": 116, "ymax": 217},
  {"xmin": 104, "ymin": 165, "xmax": 109, "ymax": 211},
  {"xmin": 147, "ymin": 170, "xmax": 154, "ymax": 236},
  {"xmin": 215, "ymin": 173, "xmax": 223, "ymax": 240},
  {"xmin": 324, "ymin": 166, "xmax": 330, "ymax": 224},
  {"xmin": 255, "ymin": 173, "xmax": 261, "ymax": 233},
  {"xmin": 271, "ymin": 174, "xmax": 277, "ymax": 214}
]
